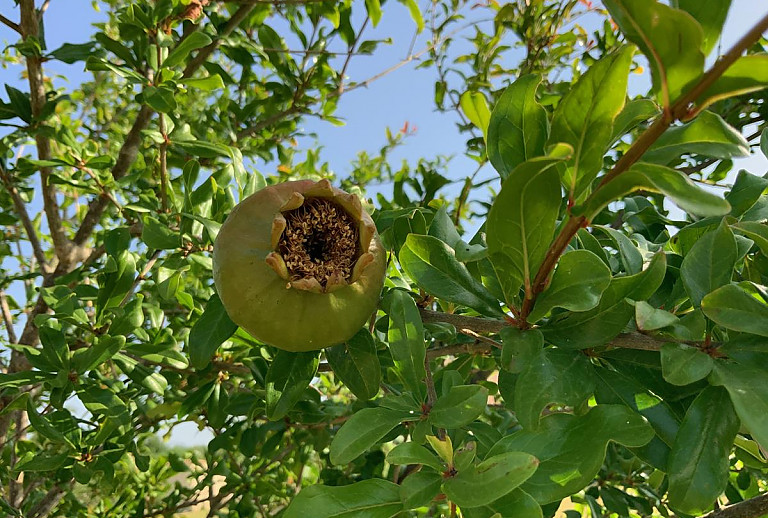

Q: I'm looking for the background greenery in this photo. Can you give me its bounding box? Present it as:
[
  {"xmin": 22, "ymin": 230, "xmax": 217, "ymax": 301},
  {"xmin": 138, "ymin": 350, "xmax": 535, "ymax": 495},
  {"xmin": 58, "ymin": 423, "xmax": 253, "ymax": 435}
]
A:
[{"xmin": 1, "ymin": 0, "xmax": 768, "ymax": 517}]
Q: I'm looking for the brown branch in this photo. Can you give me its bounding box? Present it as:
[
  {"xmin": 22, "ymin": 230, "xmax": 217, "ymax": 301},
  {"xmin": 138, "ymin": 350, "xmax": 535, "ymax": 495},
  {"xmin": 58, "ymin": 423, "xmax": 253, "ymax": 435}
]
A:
[
  {"xmin": 0, "ymin": 12, "xmax": 21, "ymax": 33},
  {"xmin": 520, "ymin": 11, "xmax": 768, "ymax": 323},
  {"xmin": 27, "ymin": 483, "xmax": 70, "ymax": 518},
  {"xmin": 19, "ymin": 0, "xmax": 74, "ymax": 267},
  {"xmin": 702, "ymin": 493, "xmax": 768, "ymax": 518},
  {"xmin": 182, "ymin": 4, "xmax": 256, "ymax": 78},
  {"xmin": 0, "ymin": 291, "xmax": 18, "ymax": 344},
  {"xmin": 0, "ymin": 164, "xmax": 49, "ymax": 272}
]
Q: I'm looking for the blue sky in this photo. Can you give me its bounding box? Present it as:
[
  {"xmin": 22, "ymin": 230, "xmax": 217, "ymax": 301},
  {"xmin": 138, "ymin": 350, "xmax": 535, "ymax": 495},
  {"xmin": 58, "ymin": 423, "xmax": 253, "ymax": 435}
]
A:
[{"xmin": 1, "ymin": 0, "xmax": 767, "ymax": 445}]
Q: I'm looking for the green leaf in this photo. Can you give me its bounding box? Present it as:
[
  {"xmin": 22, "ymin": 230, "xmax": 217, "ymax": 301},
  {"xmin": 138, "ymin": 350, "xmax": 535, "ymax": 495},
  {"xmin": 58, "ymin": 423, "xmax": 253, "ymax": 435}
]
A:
[
  {"xmin": 142, "ymin": 216, "xmax": 181, "ymax": 249},
  {"xmin": 397, "ymin": 0, "xmax": 424, "ymax": 32},
  {"xmin": 265, "ymin": 350, "xmax": 319, "ymax": 420},
  {"xmin": 514, "ymin": 349, "xmax": 595, "ymax": 430},
  {"xmin": 731, "ymin": 221, "xmax": 768, "ymax": 256},
  {"xmin": 610, "ymin": 99, "xmax": 660, "ymax": 144},
  {"xmin": 442, "ymin": 451, "xmax": 539, "ymax": 508},
  {"xmin": 635, "ymin": 301, "xmax": 679, "ymax": 331},
  {"xmin": 13, "ymin": 452, "xmax": 69, "ymax": 473},
  {"xmin": 580, "ymin": 162, "xmax": 731, "ymax": 220},
  {"xmin": 488, "ymin": 405, "xmax": 654, "ymax": 503},
  {"xmin": 188, "ymin": 294, "xmax": 238, "ymax": 369},
  {"xmin": 643, "ymin": 111, "xmax": 749, "ymax": 164},
  {"xmin": 364, "ymin": 0, "xmax": 382, "ymax": 27},
  {"xmin": 543, "ymin": 253, "xmax": 666, "ymax": 348},
  {"xmin": 96, "ymin": 251, "xmax": 137, "ymax": 315},
  {"xmin": 710, "ymin": 360, "xmax": 768, "ymax": 452},
  {"xmin": 48, "ymin": 42, "xmax": 98, "ymax": 63},
  {"xmin": 528, "ymin": 250, "xmax": 611, "ymax": 323},
  {"xmin": 330, "ymin": 407, "xmax": 409, "ymax": 465},
  {"xmin": 701, "ymin": 284, "xmax": 768, "ymax": 337},
  {"xmin": 725, "ymin": 170, "xmax": 768, "ymax": 218},
  {"xmin": 399, "ymin": 471, "xmax": 442, "ymax": 509},
  {"xmin": 460, "ymin": 91, "xmax": 491, "ymax": 138},
  {"xmin": 463, "ymin": 488, "xmax": 543, "ymax": 518},
  {"xmin": 672, "ymin": 0, "xmax": 731, "ymax": 55},
  {"xmin": 113, "ymin": 353, "xmax": 168, "ymax": 394},
  {"xmin": 595, "ymin": 225, "xmax": 643, "ymax": 274},
  {"xmin": 500, "ymin": 327, "xmax": 543, "ymax": 374},
  {"xmin": 326, "ymin": 329, "xmax": 381, "ymax": 401},
  {"xmin": 386, "ymin": 290, "xmax": 426, "ymax": 398},
  {"xmin": 429, "ymin": 385, "xmax": 488, "ymax": 428},
  {"xmin": 428, "ymin": 206, "xmax": 486, "ymax": 262},
  {"xmin": 163, "ymin": 31, "xmax": 212, "ymax": 69},
  {"xmin": 697, "ymin": 54, "xmax": 768, "ymax": 110},
  {"xmin": 73, "ymin": 335, "xmax": 125, "ymax": 373},
  {"xmin": 680, "ymin": 219, "xmax": 736, "ymax": 307},
  {"xmin": 26, "ymin": 401, "xmax": 71, "ymax": 447},
  {"xmin": 4, "ymin": 85, "xmax": 32, "ymax": 123},
  {"xmin": 667, "ymin": 386, "xmax": 740, "ymax": 515},
  {"xmin": 400, "ymin": 234, "xmax": 503, "ymax": 317},
  {"xmin": 285, "ymin": 479, "xmax": 403, "ymax": 518},
  {"xmin": 386, "ymin": 442, "xmax": 444, "ymax": 471},
  {"xmin": 547, "ymin": 46, "xmax": 633, "ymax": 199},
  {"xmin": 603, "ymin": 0, "xmax": 704, "ymax": 106},
  {"xmin": 661, "ymin": 343, "xmax": 714, "ymax": 386},
  {"xmin": 180, "ymin": 75, "xmax": 225, "ymax": 91},
  {"xmin": 142, "ymin": 85, "xmax": 177, "ymax": 113},
  {"xmin": 486, "ymin": 75, "xmax": 548, "ymax": 179},
  {"xmin": 487, "ymin": 157, "xmax": 565, "ymax": 306}
]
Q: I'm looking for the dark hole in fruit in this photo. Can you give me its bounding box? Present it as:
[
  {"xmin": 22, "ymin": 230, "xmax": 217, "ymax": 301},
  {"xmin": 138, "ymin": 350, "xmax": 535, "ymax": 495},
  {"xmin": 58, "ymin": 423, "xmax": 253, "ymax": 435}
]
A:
[{"xmin": 279, "ymin": 197, "xmax": 359, "ymax": 287}]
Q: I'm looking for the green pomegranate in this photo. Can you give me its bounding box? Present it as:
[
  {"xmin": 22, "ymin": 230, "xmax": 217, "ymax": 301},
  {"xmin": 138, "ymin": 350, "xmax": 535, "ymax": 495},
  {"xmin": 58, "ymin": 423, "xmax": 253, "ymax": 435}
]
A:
[{"xmin": 213, "ymin": 179, "xmax": 387, "ymax": 351}]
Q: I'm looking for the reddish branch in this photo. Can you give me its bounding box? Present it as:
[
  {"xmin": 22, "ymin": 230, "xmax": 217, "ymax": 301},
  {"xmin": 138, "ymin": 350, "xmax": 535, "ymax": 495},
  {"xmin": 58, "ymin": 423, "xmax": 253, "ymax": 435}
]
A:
[{"xmin": 519, "ymin": 11, "xmax": 768, "ymax": 322}]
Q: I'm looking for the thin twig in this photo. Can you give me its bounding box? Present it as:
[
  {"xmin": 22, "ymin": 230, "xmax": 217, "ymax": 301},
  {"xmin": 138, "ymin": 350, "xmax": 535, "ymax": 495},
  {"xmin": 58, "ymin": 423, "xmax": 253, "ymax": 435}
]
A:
[
  {"xmin": 0, "ymin": 164, "xmax": 49, "ymax": 272},
  {"xmin": 118, "ymin": 250, "xmax": 162, "ymax": 308},
  {"xmin": 0, "ymin": 291, "xmax": 18, "ymax": 344},
  {"xmin": 183, "ymin": 4, "xmax": 256, "ymax": 78},
  {"xmin": 0, "ymin": 12, "xmax": 21, "ymax": 33}
]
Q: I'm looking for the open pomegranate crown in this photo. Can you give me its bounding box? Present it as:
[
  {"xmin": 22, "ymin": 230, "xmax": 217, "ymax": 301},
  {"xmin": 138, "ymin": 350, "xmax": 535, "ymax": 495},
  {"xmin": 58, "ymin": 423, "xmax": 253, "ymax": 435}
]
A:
[{"xmin": 264, "ymin": 179, "xmax": 378, "ymax": 294}]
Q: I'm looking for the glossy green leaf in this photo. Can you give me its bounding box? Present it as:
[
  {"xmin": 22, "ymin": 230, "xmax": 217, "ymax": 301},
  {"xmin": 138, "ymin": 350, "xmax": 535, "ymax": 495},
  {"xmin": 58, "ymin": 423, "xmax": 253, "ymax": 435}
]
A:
[
  {"xmin": 463, "ymin": 488, "xmax": 543, "ymax": 518},
  {"xmin": 442, "ymin": 451, "xmax": 539, "ymax": 508},
  {"xmin": 726, "ymin": 170, "xmax": 768, "ymax": 217},
  {"xmin": 610, "ymin": 98, "xmax": 660, "ymax": 144},
  {"xmin": 399, "ymin": 471, "xmax": 442, "ymax": 509},
  {"xmin": 548, "ymin": 46, "xmax": 633, "ymax": 199},
  {"xmin": 668, "ymin": 386, "xmax": 739, "ymax": 515},
  {"xmin": 142, "ymin": 85, "xmax": 177, "ymax": 113},
  {"xmin": 330, "ymin": 407, "xmax": 409, "ymax": 465},
  {"xmin": 697, "ymin": 54, "xmax": 768, "ymax": 110},
  {"xmin": 188, "ymin": 294, "xmax": 238, "ymax": 369},
  {"xmin": 701, "ymin": 284, "xmax": 768, "ymax": 337},
  {"xmin": 635, "ymin": 301, "xmax": 679, "ymax": 331},
  {"xmin": 429, "ymin": 384, "xmax": 488, "ymax": 428},
  {"xmin": 595, "ymin": 226, "xmax": 643, "ymax": 274},
  {"xmin": 543, "ymin": 253, "xmax": 666, "ymax": 348},
  {"xmin": 142, "ymin": 216, "xmax": 181, "ymax": 249},
  {"xmin": 285, "ymin": 479, "xmax": 402, "ymax": 518},
  {"xmin": 486, "ymin": 75, "xmax": 548, "ymax": 178},
  {"xmin": 386, "ymin": 442, "xmax": 444, "ymax": 471},
  {"xmin": 364, "ymin": 0, "xmax": 383, "ymax": 26},
  {"xmin": 326, "ymin": 329, "xmax": 381, "ymax": 401},
  {"xmin": 265, "ymin": 350, "xmax": 319, "ymax": 420},
  {"xmin": 387, "ymin": 290, "xmax": 426, "ymax": 398},
  {"xmin": 397, "ymin": 0, "xmax": 425, "ymax": 32},
  {"xmin": 672, "ymin": 0, "xmax": 731, "ymax": 55},
  {"xmin": 710, "ymin": 360, "xmax": 768, "ymax": 452},
  {"xmin": 514, "ymin": 349, "xmax": 595, "ymax": 430},
  {"xmin": 460, "ymin": 91, "xmax": 491, "ymax": 138},
  {"xmin": 163, "ymin": 31, "xmax": 212, "ymax": 69},
  {"xmin": 488, "ymin": 405, "xmax": 654, "ymax": 503},
  {"xmin": 661, "ymin": 343, "xmax": 714, "ymax": 386},
  {"xmin": 643, "ymin": 111, "xmax": 749, "ymax": 164},
  {"xmin": 72, "ymin": 335, "xmax": 125, "ymax": 373},
  {"xmin": 603, "ymin": 0, "xmax": 704, "ymax": 106},
  {"xmin": 427, "ymin": 206, "xmax": 486, "ymax": 262},
  {"xmin": 500, "ymin": 327, "xmax": 543, "ymax": 374},
  {"xmin": 96, "ymin": 251, "xmax": 137, "ymax": 315},
  {"xmin": 487, "ymin": 157, "xmax": 565, "ymax": 306},
  {"xmin": 114, "ymin": 353, "xmax": 168, "ymax": 394},
  {"xmin": 680, "ymin": 219, "xmax": 736, "ymax": 307},
  {"xmin": 732, "ymin": 221, "xmax": 768, "ymax": 256},
  {"xmin": 400, "ymin": 234, "xmax": 503, "ymax": 317},
  {"xmin": 527, "ymin": 250, "xmax": 611, "ymax": 323},
  {"xmin": 26, "ymin": 401, "xmax": 71, "ymax": 447},
  {"xmin": 580, "ymin": 162, "xmax": 731, "ymax": 220}
]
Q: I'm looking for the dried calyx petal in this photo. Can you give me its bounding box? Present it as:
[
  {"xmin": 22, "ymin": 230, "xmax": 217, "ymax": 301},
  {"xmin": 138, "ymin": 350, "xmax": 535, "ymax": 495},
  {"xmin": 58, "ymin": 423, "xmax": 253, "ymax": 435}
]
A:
[{"xmin": 277, "ymin": 197, "xmax": 360, "ymax": 291}]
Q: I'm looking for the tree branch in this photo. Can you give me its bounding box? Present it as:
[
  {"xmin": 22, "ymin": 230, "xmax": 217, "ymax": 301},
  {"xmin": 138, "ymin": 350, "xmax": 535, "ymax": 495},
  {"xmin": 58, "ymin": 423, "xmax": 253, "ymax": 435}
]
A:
[
  {"xmin": 19, "ymin": 0, "xmax": 74, "ymax": 268},
  {"xmin": 0, "ymin": 11, "xmax": 21, "ymax": 33},
  {"xmin": 702, "ymin": 493, "xmax": 768, "ymax": 518},
  {"xmin": 0, "ymin": 164, "xmax": 49, "ymax": 272},
  {"xmin": 182, "ymin": 4, "xmax": 256, "ymax": 78},
  {"xmin": 520, "ymin": 11, "xmax": 768, "ymax": 322},
  {"xmin": 0, "ymin": 291, "xmax": 18, "ymax": 344}
]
